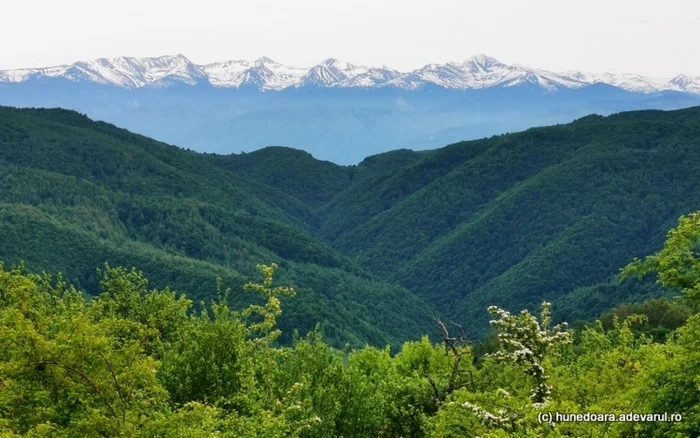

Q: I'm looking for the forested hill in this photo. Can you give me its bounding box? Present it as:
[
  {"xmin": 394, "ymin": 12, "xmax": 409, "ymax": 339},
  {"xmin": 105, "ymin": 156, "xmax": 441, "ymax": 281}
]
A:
[
  {"xmin": 2, "ymin": 106, "xmax": 700, "ymax": 342},
  {"xmin": 0, "ymin": 107, "xmax": 437, "ymax": 348},
  {"xmin": 210, "ymin": 106, "xmax": 700, "ymax": 332}
]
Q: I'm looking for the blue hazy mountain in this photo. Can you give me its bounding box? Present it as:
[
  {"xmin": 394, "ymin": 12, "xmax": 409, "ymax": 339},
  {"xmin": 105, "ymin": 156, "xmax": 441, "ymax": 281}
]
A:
[{"xmin": 2, "ymin": 54, "xmax": 699, "ymax": 164}]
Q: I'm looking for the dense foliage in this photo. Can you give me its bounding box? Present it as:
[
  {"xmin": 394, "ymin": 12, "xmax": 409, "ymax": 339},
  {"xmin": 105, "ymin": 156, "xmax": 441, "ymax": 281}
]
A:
[
  {"xmin": 0, "ymin": 107, "xmax": 436, "ymax": 348},
  {"xmin": 3, "ymin": 212, "xmax": 700, "ymax": 436},
  {"xmin": 217, "ymin": 107, "xmax": 700, "ymax": 334},
  {"xmin": 3, "ymin": 105, "xmax": 700, "ymax": 343}
]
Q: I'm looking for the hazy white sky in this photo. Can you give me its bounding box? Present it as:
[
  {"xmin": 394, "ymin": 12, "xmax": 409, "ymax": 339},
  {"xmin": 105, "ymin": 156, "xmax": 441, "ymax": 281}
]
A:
[{"xmin": 2, "ymin": 0, "xmax": 698, "ymax": 76}]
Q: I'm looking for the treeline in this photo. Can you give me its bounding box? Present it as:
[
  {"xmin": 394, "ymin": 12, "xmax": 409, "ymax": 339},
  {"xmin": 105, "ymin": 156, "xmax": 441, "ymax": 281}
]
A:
[{"xmin": 2, "ymin": 213, "xmax": 700, "ymax": 437}]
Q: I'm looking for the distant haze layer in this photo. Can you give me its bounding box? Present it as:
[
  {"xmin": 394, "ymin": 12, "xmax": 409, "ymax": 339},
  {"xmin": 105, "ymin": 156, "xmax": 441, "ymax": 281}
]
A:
[{"xmin": 1, "ymin": 53, "xmax": 699, "ymax": 164}]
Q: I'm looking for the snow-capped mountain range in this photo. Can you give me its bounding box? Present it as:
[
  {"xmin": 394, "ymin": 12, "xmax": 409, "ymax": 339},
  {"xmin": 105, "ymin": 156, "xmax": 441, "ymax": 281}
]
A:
[{"xmin": 2, "ymin": 54, "xmax": 699, "ymax": 94}]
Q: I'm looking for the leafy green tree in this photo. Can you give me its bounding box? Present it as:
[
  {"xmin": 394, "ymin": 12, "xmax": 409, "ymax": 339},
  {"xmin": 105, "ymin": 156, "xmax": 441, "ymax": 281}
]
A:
[
  {"xmin": 623, "ymin": 211, "xmax": 700, "ymax": 306},
  {"xmin": 5, "ymin": 209, "xmax": 700, "ymax": 437},
  {"xmin": 619, "ymin": 212, "xmax": 700, "ymax": 436},
  {"xmin": 0, "ymin": 265, "xmax": 169, "ymax": 436},
  {"xmin": 158, "ymin": 293, "xmax": 250, "ymax": 408}
]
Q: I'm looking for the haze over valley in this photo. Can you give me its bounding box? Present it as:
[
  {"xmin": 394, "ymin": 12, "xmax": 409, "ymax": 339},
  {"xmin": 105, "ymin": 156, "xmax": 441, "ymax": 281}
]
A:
[{"xmin": 2, "ymin": 53, "xmax": 699, "ymax": 163}]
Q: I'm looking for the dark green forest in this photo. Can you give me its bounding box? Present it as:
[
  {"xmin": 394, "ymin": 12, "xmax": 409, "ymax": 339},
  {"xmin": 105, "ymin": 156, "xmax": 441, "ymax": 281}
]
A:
[
  {"xmin": 2, "ymin": 105, "xmax": 700, "ymax": 435},
  {"xmin": 2, "ymin": 106, "xmax": 700, "ymax": 343},
  {"xmin": 0, "ymin": 107, "xmax": 437, "ymax": 349},
  {"xmin": 208, "ymin": 108, "xmax": 700, "ymax": 334}
]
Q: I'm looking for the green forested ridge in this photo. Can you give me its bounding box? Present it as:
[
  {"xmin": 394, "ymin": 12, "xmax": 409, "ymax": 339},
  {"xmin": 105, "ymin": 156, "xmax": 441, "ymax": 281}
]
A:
[
  {"xmin": 206, "ymin": 146, "xmax": 429, "ymax": 212},
  {"xmin": 2, "ymin": 105, "xmax": 700, "ymax": 342},
  {"xmin": 213, "ymin": 107, "xmax": 700, "ymax": 334},
  {"xmin": 0, "ymin": 107, "xmax": 437, "ymax": 348},
  {"xmin": 207, "ymin": 147, "xmax": 354, "ymax": 209},
  {"xmin": 2, "ymin": 213, "xmax": 700, "ymax": 436},
  {"xmin": 3, "ymin": 105, "xmax": 700, "ymax": 435}
]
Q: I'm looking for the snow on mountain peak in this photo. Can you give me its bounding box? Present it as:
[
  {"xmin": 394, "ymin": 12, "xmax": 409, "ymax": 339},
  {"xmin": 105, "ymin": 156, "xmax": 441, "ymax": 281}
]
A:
[
  {"xmin": 296, "ymin": 58, "xmax": 370, "ymax": 87},
  {"xmin": 561, "ymin": 71, "xmax": 673, "ymax": 93},
  {"xmin": 463, "ymin": 53, "xmax": 505, "ymax": 70},
  {"xmin": 0, "ymin": 53, "xmax": 698, "ymax": 94},
  {"xmin": 255, "ymin": 56, "xmax": 277, "ymax": 66},
  {"xmin": 320, "ymin": 58, "xmax": 352, "ymax": 70},
  {"xmin": 669, "ymin": 74, "xmax": 700, "ymax": 94},
  {"xmin": 320, "ymin": 57, "xmax": 338, "ymax": 65}
]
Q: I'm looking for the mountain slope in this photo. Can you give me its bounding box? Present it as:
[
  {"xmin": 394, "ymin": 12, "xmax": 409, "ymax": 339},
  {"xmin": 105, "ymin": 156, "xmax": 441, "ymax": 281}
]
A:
[
  {"xmin": 207, "ymin": 147, "xmax": 354, "ymax": 209},
  {"xmin": 0, "ymin": 106, "xmax": 438, "ymax": 348},
  {"xmin": 208, "ymin": 107, "xmax": 700, "ymax": 335},
  {"xmin": 345, "ymin": 109, "xmax": 700, "ymax": 332},
  {"xmin": 3, "ymin": 105, "xmax": 700, "ymax": 339}
]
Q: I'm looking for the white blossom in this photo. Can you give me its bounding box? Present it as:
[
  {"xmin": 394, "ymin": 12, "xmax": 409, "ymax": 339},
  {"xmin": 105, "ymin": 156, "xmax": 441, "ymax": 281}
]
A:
[{"xmin": 486, "ymin": 301, "xmax": 571, "ymax": 405}]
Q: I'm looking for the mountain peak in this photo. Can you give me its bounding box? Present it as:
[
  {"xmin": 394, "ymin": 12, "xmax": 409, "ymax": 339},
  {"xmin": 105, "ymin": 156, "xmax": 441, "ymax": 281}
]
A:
[
  {"xmin": 463, "ymin": 54, "xmax": 504, "ymax": 70},
  {"xmin": 294, "ymin": 58, "xmax": 369, "ymax": 87},
  {"xmin": 152, "ymin": 54, "xmax": 193, "ymax": 65},
  {"xmin": 671, "ymin": 73, "xmax": 691, "ymax": 83},
  {"xmin": 255, "ymin": 56, "xmax": 277, "ymax": 65},
  {"xmin": 669, "ymin": 74, "xmax": 700, "ymax": 93},
  {"xmin": 0, "ymin": 53, "xmax": 696, "ymax": 94},
  {"xmin": 319, "ymin": 58, "xmax": 354, "ymax": 70}
]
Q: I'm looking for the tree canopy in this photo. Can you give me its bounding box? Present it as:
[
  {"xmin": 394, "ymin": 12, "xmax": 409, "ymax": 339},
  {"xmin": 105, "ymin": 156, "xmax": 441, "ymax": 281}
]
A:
[{"xmin": 1, "ymin": 211, "xmax": 700, "ymax": 436}]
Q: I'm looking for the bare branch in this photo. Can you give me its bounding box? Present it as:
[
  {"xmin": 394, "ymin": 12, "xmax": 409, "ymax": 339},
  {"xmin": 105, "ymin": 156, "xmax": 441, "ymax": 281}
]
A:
[
  {"xmin": 449, "ymin": 321, "xmax": 467, "ymax": 343},
  {"xmin": 433, "ymin": 317, "xmax": 472, "ymax": 400}
]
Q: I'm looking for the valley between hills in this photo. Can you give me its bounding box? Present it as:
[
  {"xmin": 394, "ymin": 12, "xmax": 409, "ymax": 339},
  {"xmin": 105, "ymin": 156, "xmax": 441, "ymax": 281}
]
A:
[{"xmin": 2, "ymin": 105, "xmax": 699, "ymax": 346}]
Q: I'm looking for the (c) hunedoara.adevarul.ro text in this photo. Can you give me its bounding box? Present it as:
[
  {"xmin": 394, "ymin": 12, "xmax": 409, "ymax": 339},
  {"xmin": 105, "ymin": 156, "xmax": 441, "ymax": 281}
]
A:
[{"xmin": 538, "ymin": 412, "xmax": 683, "ymax": 424}]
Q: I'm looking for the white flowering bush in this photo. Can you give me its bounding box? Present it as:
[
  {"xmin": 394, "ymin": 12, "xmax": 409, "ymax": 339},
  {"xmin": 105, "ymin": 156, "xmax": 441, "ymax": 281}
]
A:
[{"xmin": 487, "ymin": 302, "xmax": 571, "ymax": 405}]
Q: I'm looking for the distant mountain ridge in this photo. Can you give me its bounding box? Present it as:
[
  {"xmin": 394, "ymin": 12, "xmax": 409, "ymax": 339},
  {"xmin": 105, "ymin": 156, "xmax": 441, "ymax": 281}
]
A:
[
  {"xmin": 3, "ymin": 53, "xmax": 700, "ymax": 165},
  {"xmin": 2, "ymin": 53, "xmax": 699, "ymax": 94}
]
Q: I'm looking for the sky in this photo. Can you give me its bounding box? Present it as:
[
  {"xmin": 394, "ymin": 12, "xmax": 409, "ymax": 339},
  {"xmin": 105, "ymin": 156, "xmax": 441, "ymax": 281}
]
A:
[{"xmin": 2, "ymin": 0, "xmax": 698, "ymax": 77}]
